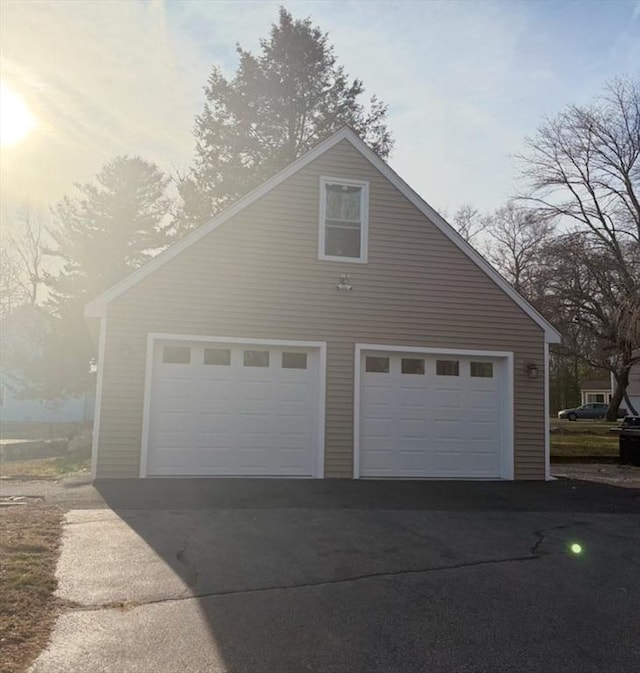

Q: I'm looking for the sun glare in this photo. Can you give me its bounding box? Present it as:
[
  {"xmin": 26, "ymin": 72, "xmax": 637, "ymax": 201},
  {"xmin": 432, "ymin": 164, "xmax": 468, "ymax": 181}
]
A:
[{"xmin": 0, "ymin": 82, "xmax": 37, "ymax": 146}]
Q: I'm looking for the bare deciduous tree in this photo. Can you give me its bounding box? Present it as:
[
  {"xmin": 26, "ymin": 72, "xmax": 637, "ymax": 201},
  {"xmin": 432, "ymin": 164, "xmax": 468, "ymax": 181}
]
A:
[
  {"xmin": 451, "ymin": 204, "xmax": 484, "ymax": 244},
  {"xmin": 517, "ymin": 78, "xmax": 640, "ymax": 420},
  {"xmin": 0, "ymin": 205, "xmax": 50, "ymax": 318},
  {"xmin": 0, "ymin": 244, "xmax": 28, "ymax": 319},
  {"xmin": 8, "ymin": 205, "xmax": 49, "ymax": 305},
  {"xmin": 483, "ymin": 203, "xmax": 555, "ymax": 299}
]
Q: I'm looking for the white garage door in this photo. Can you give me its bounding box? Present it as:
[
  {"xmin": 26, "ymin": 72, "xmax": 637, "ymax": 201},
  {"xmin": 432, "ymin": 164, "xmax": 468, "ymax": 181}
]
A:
[
  {"xmin": 146, "ymin": 340, "xmax": 323, "ymax": 477},
  {"xmin": 359, "ymin": 351, "xmax": 508, "ymax": 479}
]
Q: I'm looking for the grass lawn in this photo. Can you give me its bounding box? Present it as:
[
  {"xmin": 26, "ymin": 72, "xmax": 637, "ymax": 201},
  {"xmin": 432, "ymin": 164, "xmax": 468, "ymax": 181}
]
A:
[
  {"xmin": 550, "ymin": 419, "xmax": 620, "ymax": 458},
  {"xmin": 0, "ymin": 506, "xmax": 64, "ymax": 673},
  {"xmin": 1, "ymin": 455, "xmax": 90, "ymax": 480}
]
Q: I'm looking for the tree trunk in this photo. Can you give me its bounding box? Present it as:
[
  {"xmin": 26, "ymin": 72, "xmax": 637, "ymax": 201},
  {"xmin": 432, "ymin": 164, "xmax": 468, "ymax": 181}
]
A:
[{"xmin": 608, "ymin": 366, "xmax": 631, "ymax": 421}]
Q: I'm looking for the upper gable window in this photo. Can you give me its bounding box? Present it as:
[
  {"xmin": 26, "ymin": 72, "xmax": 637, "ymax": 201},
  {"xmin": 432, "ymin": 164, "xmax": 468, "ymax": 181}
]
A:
[{"xmin": 319, "ymin": 177, "xmax": 369, "ymax": 262}]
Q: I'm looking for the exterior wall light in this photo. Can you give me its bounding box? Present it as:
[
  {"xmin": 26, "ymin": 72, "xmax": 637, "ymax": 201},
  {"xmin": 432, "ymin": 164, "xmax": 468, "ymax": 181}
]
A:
[
  {"xmin": 526, "ymin": 363, "xmax": 539, "ymax": 379},
  {"xmin": 337, "ymin": 273, "xmax": 353, "ymax": 291}
]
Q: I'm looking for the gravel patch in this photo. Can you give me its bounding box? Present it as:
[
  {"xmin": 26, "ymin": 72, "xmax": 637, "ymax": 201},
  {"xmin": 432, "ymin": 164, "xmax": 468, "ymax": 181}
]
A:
[{"xmin": 552, "ymin": 462, "xmax": 640, "ymax": 489}]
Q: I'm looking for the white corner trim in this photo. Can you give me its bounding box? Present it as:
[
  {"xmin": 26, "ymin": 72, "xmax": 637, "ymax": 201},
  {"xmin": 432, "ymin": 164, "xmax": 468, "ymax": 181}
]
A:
[
  {"xmin": 544, "ymin": 341, "xmax": 551, "ymax": 481},
  {"xmin": 83, "ymin": 126, "xmax": 560, "ymax": 344},
  {"xmin": 138, "ymin": 333, "xmax": 156, "ymax": 478},
  {"xmin": 317, "ymin": 343, "xmax": 327, "ymax": 479},
  {"xmin": 503, "ymin": 352, "xmax": 515, "ymax": 480},
  {"xmin": 139, "ymin": 334, "xmax": 327, "ymax": 479},
  {"xmin": 353, "ymin": 344, "xmax": 515, "ymax": 480},
  {"xmin": 318, "ymin": 176, "xmax": 369, "ymax": 263},
  {"xmin": 353, "ymin": 344, "xmax": 362, "ymax": 479},
  {"xmin": 90, "ymin": 317, "xmax": 107, "ymax": 480}
]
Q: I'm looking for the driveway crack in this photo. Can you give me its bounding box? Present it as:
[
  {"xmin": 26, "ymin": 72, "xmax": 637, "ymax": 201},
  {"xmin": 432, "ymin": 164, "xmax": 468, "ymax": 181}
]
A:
[
  {"xmin": 530, "ymin": 521, "xmax": 589, "ymax": 555},
  {"xmin": 69, "ymin": 552, "xmax": 540, "ymax": 613}
]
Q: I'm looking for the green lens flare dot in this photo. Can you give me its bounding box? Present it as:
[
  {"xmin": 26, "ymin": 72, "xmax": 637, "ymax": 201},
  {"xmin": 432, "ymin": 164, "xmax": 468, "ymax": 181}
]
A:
[{"xmin": 570, "ymin": 543, "xmax": 583, "ymax": 554}]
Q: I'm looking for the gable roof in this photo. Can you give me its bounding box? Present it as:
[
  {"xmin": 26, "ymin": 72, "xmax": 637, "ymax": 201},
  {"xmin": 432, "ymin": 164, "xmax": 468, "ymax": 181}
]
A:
[{"xmin": 84, "ymin": 127, "xmax": 561, "ymax": 343}]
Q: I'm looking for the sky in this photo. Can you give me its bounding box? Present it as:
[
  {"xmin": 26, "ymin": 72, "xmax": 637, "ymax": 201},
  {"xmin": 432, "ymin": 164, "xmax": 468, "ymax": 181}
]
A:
[{"xmin": 0, "ymin": 0, "xmax": 638, "ymax": 228}]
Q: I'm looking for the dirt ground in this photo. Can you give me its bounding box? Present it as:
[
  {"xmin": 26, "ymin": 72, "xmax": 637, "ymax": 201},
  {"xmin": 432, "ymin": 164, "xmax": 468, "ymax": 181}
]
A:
[{"xmin": 552, "ymin": 462, "xmax": 640, "ymax": 489}]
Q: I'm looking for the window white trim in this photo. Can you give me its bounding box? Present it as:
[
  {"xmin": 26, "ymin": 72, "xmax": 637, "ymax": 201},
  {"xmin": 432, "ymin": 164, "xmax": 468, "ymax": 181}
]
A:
[
  {"xmin": 353, "ymin": 344, "xmax": 515, "ymax": 480},
  {"xmin": 318, "ymin": 176, "xmax": 369, "ymax": 263},
  {"xmin": 139, "ymin": 334, "xmax": 327, "ymax": 479}
]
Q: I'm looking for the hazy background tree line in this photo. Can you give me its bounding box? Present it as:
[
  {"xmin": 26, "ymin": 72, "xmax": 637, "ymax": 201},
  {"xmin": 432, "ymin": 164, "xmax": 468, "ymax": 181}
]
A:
[{"xmin": 1, "ymin": 7, "xmax": 638, "ymax": 419}]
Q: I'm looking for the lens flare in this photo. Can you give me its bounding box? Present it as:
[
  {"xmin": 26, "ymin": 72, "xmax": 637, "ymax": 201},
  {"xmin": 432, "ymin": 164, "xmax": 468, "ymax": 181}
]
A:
[{"xmin": 570, "ymin": 543, "xmax": 583, "ymax": 555}]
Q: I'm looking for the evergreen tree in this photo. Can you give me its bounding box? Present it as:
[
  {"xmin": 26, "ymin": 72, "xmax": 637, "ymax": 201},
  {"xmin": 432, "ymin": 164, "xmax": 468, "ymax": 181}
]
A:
[
  {"xmin": 28, "ymin": 156, "xmax": 173, "ymax": 399},
  {"xmin": 49, "ymin": 156, "xmax": 172, "ymax": 307},
  {"xmin": 176, "ymin": 6, "xmax": 393, "ymax": 231}
]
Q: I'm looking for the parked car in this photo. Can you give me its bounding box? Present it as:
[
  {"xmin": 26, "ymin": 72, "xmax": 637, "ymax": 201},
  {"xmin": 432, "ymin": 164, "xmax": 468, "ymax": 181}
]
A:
[{"xmin": 557, "ymin": 403, "xmax": 627, "ymax": 421}]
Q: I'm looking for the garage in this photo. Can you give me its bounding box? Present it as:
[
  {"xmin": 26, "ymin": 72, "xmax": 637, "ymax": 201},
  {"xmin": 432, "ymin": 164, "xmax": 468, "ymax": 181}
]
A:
[
  {"xmin": 142, "ymin": 337, "xmax": 325, "ymax": 477},
  {"xmin": 356, "ymin": 347, "xmax": 513, "ymax": 479}
]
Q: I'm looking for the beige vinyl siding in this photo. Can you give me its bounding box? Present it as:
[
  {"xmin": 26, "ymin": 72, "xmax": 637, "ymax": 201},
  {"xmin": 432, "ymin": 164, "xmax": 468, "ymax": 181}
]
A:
[{"xmin": 95, "ymin": 139, "xmax": 546, "ymax": 479}]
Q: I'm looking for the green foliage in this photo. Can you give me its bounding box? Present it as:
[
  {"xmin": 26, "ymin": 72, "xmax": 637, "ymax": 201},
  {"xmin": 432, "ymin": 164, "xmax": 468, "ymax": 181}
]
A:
[
  {"xmin": 176, "ymin": 6, "xmax": 393, "ymax": 231},
  {"xmin": 48, "ymin": 156, "xmax": 172, "ymax": 307},
  {"xmin": 18, "ymin": 156, "xmax": 173, "ymax": 400}
]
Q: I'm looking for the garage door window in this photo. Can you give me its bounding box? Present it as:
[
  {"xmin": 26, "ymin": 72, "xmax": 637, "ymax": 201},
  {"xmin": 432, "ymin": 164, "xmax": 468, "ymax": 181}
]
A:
[
  {"xmin": 162, "ymin": 346, "xmax": 191, "ymax": 364},
  {"xmin": 204, "ymin": 348, "xmax": 231, "ymax": 366},
  {"xmin": 470, "ymin": 362, "xmax": 493, "ymax": 378},
  {"xmin": 244, "ymin": 350, "xmax": 269, "ymax": 367},
  {"xmin": 401, "ymin": 358, "xmax": 425, "ymax": 375},
  {"xmin": 282, "ymin": 352, "xmax": 307, "ymax": 369},
  {"xmin": 436, "ymin": 360, "xmax": 459, "ymax": 376},
  {"xmin": 365, "ymin": 356, "xmax": 390, "ymax": 373}
]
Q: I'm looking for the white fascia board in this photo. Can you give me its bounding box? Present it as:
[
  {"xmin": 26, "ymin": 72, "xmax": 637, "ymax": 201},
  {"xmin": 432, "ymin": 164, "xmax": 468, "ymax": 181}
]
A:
[
  {"xmin": 343, "ymin": 134, "xmax": 561, "ymax": 344},
  {"xmin": 84, "ymin": 126, "xmax": 561, "ymax": 344}
]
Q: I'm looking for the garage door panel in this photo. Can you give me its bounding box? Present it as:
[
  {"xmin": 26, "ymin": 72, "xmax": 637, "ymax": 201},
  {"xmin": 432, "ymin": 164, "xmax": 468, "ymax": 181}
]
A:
[
  {"xmin": 360, "ymin": 351, "xmax": 506, "ymax": 479},
  {"xmin": 147, "ymin": 341, "xmax": 321, "ymax": 477},
  {"xmin": 361, "ymin": 449, "xmax": 394, "ymax": 472},
  {"xmin": 278, "ymin": 380, "xmax": 313, "ymax": 401},
  {"xmin": 400, "ymin": 451, "xmax": 433, "ymax": 472},
  {"xmin": 154, "ymin": 380, "xmax": 191, "ymax": 410},
  {"xmin": 278, "ymin": 449, "xmax": 311, "ymax": 470},
  {"xmin": 277, "ymin": 415, "xmax": 312, "ymax": 434},
  {"xmin": 398, "ymin": 419, "xmax": 428, "ymax": 437},
  {"xmin": 362, "ymin": 385, "xmax": 393, "ymax": 406},
  {"xmin": 398, "ymin": 387, "xmax": 427, "ymax": 407},
  {"xmin": 239, "ymin": 380, "xmax": 272, "ymax": 400},
  {"xmin": 153, "ymin": 414, "xmax": 193, "ymax": 438},
  {"xmin": 466, "ymin": 420, "xmax": 497, "ymax": 440},
  {"xmin": 362, "ymin": 418, "xmax": 392, "ymax": 439},
  {"xmin": 434, "ymin": 390, "xmax": 463, "ymax": 409}
]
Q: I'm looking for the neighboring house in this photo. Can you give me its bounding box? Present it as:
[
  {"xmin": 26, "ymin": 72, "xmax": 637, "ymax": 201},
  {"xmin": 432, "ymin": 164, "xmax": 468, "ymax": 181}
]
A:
[
  {"xmin": 0, "ymin": 305, "xmax": 92, "ymax": 426},
  {"xmin": 624, "ymin": 363, "xmax": 640, "ymax": 414},
  {"xmin": 580, "ymin": 363, "xmax": 640, "ymax": 415},
  {"xmin": 85, "ymin": 127, "xmax": 560, "ymax": 481},
  {"xmin": 580, "ymin": 380, "xmax": 612, "ymax": 406}
]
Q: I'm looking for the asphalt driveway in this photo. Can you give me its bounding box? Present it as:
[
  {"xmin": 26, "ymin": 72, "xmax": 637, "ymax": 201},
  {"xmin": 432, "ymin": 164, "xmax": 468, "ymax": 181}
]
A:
[{"xmin": 27, "ymin": 479, "xmax": 640, "ymax": 673}]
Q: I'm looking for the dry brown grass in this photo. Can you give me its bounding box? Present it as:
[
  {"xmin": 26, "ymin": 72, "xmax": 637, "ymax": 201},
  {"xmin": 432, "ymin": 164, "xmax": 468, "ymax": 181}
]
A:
[
  {"xmin": 0, "ymin": 455, "xmax": 90, "ymax": 480},
  {"xmin": 0, "ymin": 506, "xmax": 63, "ymax": 673}
]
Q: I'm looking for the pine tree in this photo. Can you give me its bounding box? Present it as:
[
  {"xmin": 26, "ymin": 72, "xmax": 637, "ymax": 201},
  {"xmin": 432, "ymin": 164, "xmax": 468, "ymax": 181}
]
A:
[
  {"xmin": 28, "ymin": 156, "xmax": 173, "ymax": 399},
  {"xmin": 48, "ymin": 156, "xmax": 172, "ymax": 308},
  {"xmin": 176, "ymin": 6, "xmax": 393, "ymax": 231}
]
